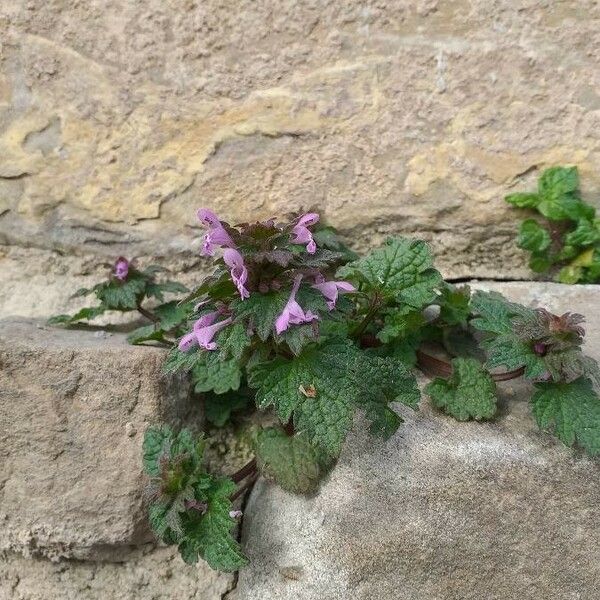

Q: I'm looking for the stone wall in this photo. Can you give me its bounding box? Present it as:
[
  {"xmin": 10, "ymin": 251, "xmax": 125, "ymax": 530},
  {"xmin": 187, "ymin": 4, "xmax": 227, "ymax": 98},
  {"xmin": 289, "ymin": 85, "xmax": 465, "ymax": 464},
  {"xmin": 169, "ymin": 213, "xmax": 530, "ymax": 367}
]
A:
[{"xmin": 2, "ymin": 1, "xmax": 600, "ymax": 319}]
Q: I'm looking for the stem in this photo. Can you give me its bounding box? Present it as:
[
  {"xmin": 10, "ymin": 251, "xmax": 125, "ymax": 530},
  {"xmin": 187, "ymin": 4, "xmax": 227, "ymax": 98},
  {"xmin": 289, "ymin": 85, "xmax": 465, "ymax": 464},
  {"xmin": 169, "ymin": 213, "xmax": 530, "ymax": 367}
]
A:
[
  {"xmin": 136, "ymin": 302, "xmax": 159, "ymax": 323},
  {"xmin": 283, "ymin": 420, "xmax": 295, "ymax": 436},
  {"xmin": 230, "ymin": 473, "xmax": 258, "ymax": 502},
  {"xmin": 230, "ymin": 457, "xmax": 257, "ymax": 484},
  {"xmin": 416, "ymin": 349, "xmax": 525, "ymax": 382},
  {"xmin": 351, "ymin": 292, "xmax": 381, "ymax": 340}
]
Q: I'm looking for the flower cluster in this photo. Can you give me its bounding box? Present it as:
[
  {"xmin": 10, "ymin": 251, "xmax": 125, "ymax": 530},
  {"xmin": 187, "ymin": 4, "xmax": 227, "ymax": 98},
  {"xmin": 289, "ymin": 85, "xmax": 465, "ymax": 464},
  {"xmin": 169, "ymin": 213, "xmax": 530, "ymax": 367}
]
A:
[{"xmin": 178, "ymin": 209, "xmax": 355, "ymax": 352}]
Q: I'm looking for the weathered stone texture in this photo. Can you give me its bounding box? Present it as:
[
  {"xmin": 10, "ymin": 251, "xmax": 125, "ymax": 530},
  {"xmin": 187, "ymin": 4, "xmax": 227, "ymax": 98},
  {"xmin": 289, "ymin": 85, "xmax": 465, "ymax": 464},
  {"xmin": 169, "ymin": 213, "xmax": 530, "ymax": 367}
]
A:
[
  {"xmin": 2, "ymin": 1, "xmax": 600, "ymax": 281},
  {"xmin": 0, "ymin": 545, "xmax": 234, "ymax": 600},
  {"xmin": 236, "ymin": 282, "xmax": 600, "ymax": 600},
  {"xmin": 0, "ymin": 318, "xmax": 198, "ymax": 560}
]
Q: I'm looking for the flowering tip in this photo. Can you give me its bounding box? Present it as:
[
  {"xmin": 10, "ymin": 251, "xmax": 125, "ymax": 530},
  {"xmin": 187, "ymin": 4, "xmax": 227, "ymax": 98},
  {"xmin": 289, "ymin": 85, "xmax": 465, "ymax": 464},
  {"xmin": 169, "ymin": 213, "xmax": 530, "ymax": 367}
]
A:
[
  {"xmin": 178, "ymin": 312, "xmax": 232, "ymax": 352},
  {"xmin": 229, "ymin": 510, "xmax": 243, "ymax": 519},
  {"xmin": 312, "ymin": 280, "xmax": 355, "ymax": 310},
  {"xmin": 196, "ymin": 208, "xmax": 235, "ymax": 256},
  {"xmin": 223, "ymin": 248, "xmax": 251, "ymax": 300},
  {"xmin": 114, "ymin": 257, "xmax": 130, "ymax": 281},
  {"xmin": 291, "ymin": 213, "xmax": 320, "ymax": 254},
  {"xmin": 275, "ymin": 275, "xmax": 319, "ymax": 334},
  {"xmin": 197, "ymin": 208, "xmax": 221, "ymax": 227},
  {"xmin": 296, "ymin": 213, "xmax": 320, "ymax": 227}
]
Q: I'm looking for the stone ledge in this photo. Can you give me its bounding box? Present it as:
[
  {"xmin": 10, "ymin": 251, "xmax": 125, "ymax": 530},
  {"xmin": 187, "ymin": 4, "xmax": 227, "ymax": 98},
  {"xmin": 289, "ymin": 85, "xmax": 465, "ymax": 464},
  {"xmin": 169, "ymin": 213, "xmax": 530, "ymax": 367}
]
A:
[
  {"xmin": 0, "ymin": 318, "xmax": 198, "ymax": 561},
  {"xmin": 237, "ymin": 282, "xmax": 600, "ymax": 600}
]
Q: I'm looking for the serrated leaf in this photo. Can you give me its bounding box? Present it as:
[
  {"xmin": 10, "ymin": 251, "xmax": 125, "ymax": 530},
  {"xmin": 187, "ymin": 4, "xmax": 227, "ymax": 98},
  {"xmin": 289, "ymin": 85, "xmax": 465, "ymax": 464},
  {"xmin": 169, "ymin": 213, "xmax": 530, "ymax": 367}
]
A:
[
  {"xmin": 518, "ymin": 219, "xmax": 551, "ymax": 252},
  {"xmin": 249, "ymin": 339, "xmax": 419, "ymax": 458},
  {"xmin": 164, "ymin": 346, "xmax": 205, "ymax": 374},
  {"xmin": 146, "ymin": 280, "xmax": 189, "ymax": 302},
  {"xmin": 95, "ymin": 271, "xmax": 149, "ymax": 310},
  {"xmin": 127, "ymin": 324, "xmax": 165, "ymax": 345},
  {"xmin": 377, "ymin": 305, "xmax": 425, "ymax": 344},
  {"xmin": 232, "ymin": 291, "xmax": 288, "ymax": 341},
  {"xmin": 337, "ymin": 237, "xmax": 442, "ymax": 308},
  {"xmin": 217, "ymin": 322, "xmax": 251, "ymax": 361},
  {"xmin": 142, "ymin": 425, "xmax": 173, "ymax": 477},
  {"xmin": 484, "ymin": 334, "xmax": 548, "ymax": 379},
  {"xmin": 192, "ymin": 351, "xmax": 242, "ymax": 394},
  {"xmin": 295, "ymin": 248, "xmax": 346, "ymax": 268},
  {"xmin": 538, "ymin": 166, "xmax": 580, "ymax": 197},
  {"xmin": 179, "ymin": 478, "xmax": 248, "ymax": 572},
  {"xmin": 531, "ymin": 377, "xmax": 600, "ymax": 456},
  {"xmin": 254, "ymin": 428, "xmax": 324, "ymax": 494},
  {"xmin": 154, "ymin": 301, "xmax": 194, "ymax": 331},
  {"xmin": 426, "ymin": 358, "xmax": 497, "ymax": 421},
  {"xmin": 436, "ymin": 283, "xmax": 471, "ymax": 327},
  {"xmin": 470, "ymin": 290, "xmax": 534, "ymax": 336},
  {"xmin": 47, "ymin": 305, "xmax": 107, "ymax": 325}
]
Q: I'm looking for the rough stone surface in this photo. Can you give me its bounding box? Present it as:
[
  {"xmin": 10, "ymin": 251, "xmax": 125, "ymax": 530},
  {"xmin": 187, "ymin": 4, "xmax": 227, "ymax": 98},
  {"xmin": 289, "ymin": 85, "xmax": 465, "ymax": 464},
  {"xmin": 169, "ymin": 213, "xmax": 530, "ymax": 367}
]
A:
[
  {"xmin": 236, "ymin": 282, "xmax": 600, "ymax": 600},
  {"xmin": 0, "ymin": 318, "xmax": 199, "ymax": 561},
  {"xmin": 2, "ymin": 1, "xmax": 600, "ymax": 280},
  {"xmin": 0, "ymin": 545, "xmax": 234, "ymax": 600}
]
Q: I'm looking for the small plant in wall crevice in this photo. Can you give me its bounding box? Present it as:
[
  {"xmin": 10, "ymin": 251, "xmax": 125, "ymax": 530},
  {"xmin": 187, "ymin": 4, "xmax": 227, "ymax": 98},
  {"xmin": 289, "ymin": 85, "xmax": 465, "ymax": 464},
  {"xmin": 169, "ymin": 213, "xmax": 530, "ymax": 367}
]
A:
[{"xmin": 51, "ymin": 207, "xmax": 600, "ymax": 572}]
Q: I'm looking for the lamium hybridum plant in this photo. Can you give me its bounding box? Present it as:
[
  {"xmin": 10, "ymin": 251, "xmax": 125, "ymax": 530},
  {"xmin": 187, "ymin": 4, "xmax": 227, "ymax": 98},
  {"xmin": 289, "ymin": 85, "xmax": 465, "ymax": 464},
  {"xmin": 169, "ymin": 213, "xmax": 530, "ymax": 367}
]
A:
[{"xmin": 51, "ymin": 208, "xmax": 600, "ymax": 572}]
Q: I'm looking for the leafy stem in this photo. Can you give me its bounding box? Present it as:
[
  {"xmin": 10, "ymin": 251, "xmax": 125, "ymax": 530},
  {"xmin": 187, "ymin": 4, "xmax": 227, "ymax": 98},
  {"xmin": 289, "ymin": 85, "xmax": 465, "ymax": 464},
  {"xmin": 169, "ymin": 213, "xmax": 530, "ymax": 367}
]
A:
[
  {"xmin": 351, "ymin": 291, "xmax": 382, "ymax": 339},
  {"xmin": 136, "ymin": 302, "xmax": 159, "ymax": 323}
]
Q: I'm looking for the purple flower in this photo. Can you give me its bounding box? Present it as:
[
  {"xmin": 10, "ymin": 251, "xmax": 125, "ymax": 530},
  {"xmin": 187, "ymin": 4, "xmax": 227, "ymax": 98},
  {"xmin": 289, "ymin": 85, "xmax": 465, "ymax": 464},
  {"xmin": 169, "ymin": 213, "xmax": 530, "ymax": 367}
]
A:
[
  {"xmin": 229, "ymin": 510, "xmax": 243, "ymax": 519},
  {"xmin": 223, "ymin": 248, "xmax": 250, "ymax": 300},
  {"xmin": 275, "ymin": 275, "xmax": 319, "ymax": 335},
  {"xmin": 197, "ymin": 208, "xmax": 235, "ymax": 257},
  {"xmin": 533, "ymin": 342, "xmax": 547, "ymax": 356},
  {"xmin": 178, "ymin": 311, "xmax": 233, "ymax": 352},
  {"xmin": 291, "ymin": 213, "xmax": 319, "ymax": 254},
  {"xmin": 114, "ymin": 257, "xmax": 129, "ymax": 281},
  {"xmin": 312, "ymin": 278, "xmax": 355, "ymax": 310}
]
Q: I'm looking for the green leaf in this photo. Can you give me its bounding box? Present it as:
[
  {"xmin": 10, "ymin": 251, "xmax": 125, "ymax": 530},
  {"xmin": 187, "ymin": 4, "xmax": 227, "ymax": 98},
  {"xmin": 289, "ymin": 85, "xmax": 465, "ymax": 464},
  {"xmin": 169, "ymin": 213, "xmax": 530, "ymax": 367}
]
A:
[
  {"xmin": 95, "ymin": 271, "xmax": 149, "ymax": 310},
  {"xmin": 505, "ymin": 192, "xmax": 540, "ymax": 208},
  {"xmin": 142, "ymin": 425, "xmax": 172, "ymax": 477},
  {"xmin": 232, "ymin": 291, "xmax": 288, "ymax": 341},
  {"xmin": 436, "ymin": 283, "xmax": 471, "ymax": 327},
  {"xmin": 249, "ymin": 339, "xmax": 419, "ymax": 458},
  {"xmin": 164, "ymin": 346, "xmax": 205, "ymax": 374},
  {"xmin": 557, "ymin": 266, "xmax": 583, "ymax": 284},
  {"xmin": 154, "ymin": 301, "xmax": 194, "ymax": 331},
  {"xmin": 484, "ymin": 334, "xmax": 548, "ymax": 379},
  {"xmin": 180, "ymin": 478, "xmax": 248, "ymax": 572},
  {"xmin": 127, "ymin": 324, "xmax": 165, "ymax": 345},
  {"xmin": 146, "ymin": 280, "xmax": 189, "ymax": 302},
  {"xmin": 217, "ymin": 322, "xmax": 252, "ymax": 361},
  {"xmin": 470, "ymin": 290, "xmax": 534, "ymax": 336},
  {"xmin": 192, "ymin": 351, "xmax": 242, "ymax": 395},
  {"xmin": 337, "ymin": 237, "xmax": 442, "ymax": 307},
  {"xmin": 377, "ymin": 305, "xmax": 425, "ymax": 344},
  {"xmin": 254, "ymin": 427, "xmax": 324, "ymax": 494},
  {"xmin": 565, "ymin": 219, "xmax": 600, "ymax": 247},
  {"xmin": 47, "ymin": 305, "xmax": 107, "ymax": 325},
  {"xmin": 425, "ymin": 358, "xmax": 497, "ymax": 421},
  {"xmin": 517, "ymin": 219, "xmax": 551, "ymax": 253},
  {"xmin": 531, "ymin": 377, "xmax": 600, "ymax": 456},
  {"xmin": 529, "ymin": 252, "xmax": 553, "ymax": 273},
  {"xmin": 538, "ymin": 166, "xmax": 580, "ymax": 197}
]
